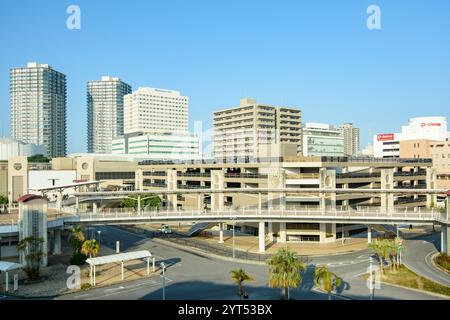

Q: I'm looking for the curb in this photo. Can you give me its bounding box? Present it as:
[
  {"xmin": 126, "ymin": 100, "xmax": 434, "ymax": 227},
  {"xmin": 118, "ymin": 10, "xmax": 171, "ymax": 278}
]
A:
[
  {"xmin": 122, "ymin": 225, "xmax": 369, "ymax": 260},
  {"xmin": 379, "ymin": 280, "xmax": 450, "ymax": 300},
  {"xmin": 429, "ymin": 252, "xmax": 450, "ymax": 276},
  {"xmin": 151, "ymin": 237, "xmax": 267, "ymax": 266}
]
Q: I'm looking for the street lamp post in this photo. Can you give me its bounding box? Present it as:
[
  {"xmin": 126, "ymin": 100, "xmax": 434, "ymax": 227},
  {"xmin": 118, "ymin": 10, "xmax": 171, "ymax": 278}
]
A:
[
  {"xmin": 0, "ymin": 236, "xmax": 2, "ymax": 260},
  {"xmin": 160, "ymin": 262, "xmax": 166, "ymax": 300},
  {"xmin": 97, "ymin": 230, "xmax": 101, "ymax": 245},
  {"xmin": 369, "ymin": 256, "xmax": 375, "ymax": 300},
  {"xmin": 232, "ymin": 219, "xmax": 235, "ymax": 260}
]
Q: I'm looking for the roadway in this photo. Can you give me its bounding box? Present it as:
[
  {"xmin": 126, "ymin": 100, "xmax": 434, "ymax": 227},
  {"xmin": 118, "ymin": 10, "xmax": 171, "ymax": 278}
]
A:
[
  {"xmin": 58, "ymin": 226, "xmax": 447, "ymax": 300},
  {"xmin": 403, "ymin": 232, "xmax": 450, "ymax": 287}
]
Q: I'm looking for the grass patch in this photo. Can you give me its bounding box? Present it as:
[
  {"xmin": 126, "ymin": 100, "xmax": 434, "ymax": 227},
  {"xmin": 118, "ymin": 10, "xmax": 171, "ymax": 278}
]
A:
[
  {"xmin": 363, "ymin": 265, "xmax": 450, "ymax": 297},
  {"xmin": 435, "ymin": 254, "xmax": 450, "ymax": 274}
]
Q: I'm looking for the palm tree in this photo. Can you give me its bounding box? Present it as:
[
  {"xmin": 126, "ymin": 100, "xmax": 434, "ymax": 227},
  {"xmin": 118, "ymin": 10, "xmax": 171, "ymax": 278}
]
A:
[
  {"xmin": 81, "ymin": 239, "xmax": 100, "ymax": 259},
  {"xmin": 314, "ymin": 266, "xmax": 342, "ymax": 300},
  {"xmin": 81, "ymin": 239, "xmax": 100, "ymax": 285},
  {"xmin": 69, "ymin": 225, "xmax": 85, "ymax": 250},
  {"xmin": 230, "ymin": 268, "xmax": 253, "ymax": 299},
  {"xmin": 388, "ymin": 238, "xmax": 405, "ymax": 272},
  {"xmin": 267, "ymin": 247, "xmax": 305, "ymax": 300},
  {"xmin": 17, "ymin": 236, "xmax": 45, "ymax": 280},
  {"xmin": 368, "ymin": 239, "xmax": 389, "ymax": 274}
]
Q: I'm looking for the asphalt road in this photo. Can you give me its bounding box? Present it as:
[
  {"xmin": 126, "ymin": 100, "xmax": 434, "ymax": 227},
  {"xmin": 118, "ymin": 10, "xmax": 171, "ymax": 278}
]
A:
[
  {"xmin": 57, "ymin": 226, "xmax": 446, "ymax": 300},
  {"xmin": 403, "ymin": 232, "xmax": 450, "ymax": 287}
]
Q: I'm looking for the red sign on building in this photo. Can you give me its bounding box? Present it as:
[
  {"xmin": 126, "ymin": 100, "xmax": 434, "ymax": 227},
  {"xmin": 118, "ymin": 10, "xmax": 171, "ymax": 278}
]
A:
[{"xmin": 377, "ymin": 133, "xmax": 395, "ymax": 141}]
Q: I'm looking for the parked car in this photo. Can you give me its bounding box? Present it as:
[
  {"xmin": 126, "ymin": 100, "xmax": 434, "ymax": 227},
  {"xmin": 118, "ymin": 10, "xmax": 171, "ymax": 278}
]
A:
[{"xmin": 159, "ymin": 225, "xmax": 172, "ymax": 234}]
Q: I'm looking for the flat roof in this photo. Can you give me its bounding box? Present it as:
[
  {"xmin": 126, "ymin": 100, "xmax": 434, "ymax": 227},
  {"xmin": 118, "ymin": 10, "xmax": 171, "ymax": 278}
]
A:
[
  {"xmin": 86, "ymin": 250, "xmax": 152, "ymax": 266},
  {"xmin": 0, "ymin": 261, "xmax": 23, "ymax": 272}
]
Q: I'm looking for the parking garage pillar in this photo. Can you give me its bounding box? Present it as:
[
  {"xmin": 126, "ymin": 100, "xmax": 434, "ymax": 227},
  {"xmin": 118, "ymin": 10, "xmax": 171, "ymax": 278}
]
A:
[
  {"xmin": 368, "ymin": 226, "xmax": 372, "ymax": 244},
  {"xmin": 167, "ymin": 170, "xmax": 178, "ymax": 210},
  {"xmin": 279, "ymin": 222, "xmax": 287, "ymax": 243},
  {"xmin": 426, "ymin": 168, "xmax": 437, "ymax": 208},
  {"xmin": 211, "ymin": 170, "xmax": 225, "ymax": 211},
  {"xmin": 267, "ymin": 168, "xmax": 286, "ymax": 212},
  {"xmin": 54, "ymin": 229, "xmax": 61, "ymax": 255},
  {"xmin": 268, "ymin": 222, "xmax": 274, "ymax": 242},
  {"xmin": 258, "ymin": 222, "xmax": 265, "ymax": 253},
  {"xmin": 381, "ymin": 169, "xmax": 394, "ymax": 214},
  {"xmin": 219, "ymin": 223, "xmax": 224, "ymax": 244},
  {"xmin": 93, "ymin": 202, "xmax": 98, "ymax": 214},
  {"xmin": 319, "ymin": 169, "xmax": 336, "ymax": 211},
  {"xmin": 137, "ymin": 194, "xmax": 141, "ymax": 214},
  {"xmin": 442, "ymin": 225, "xmax": 450, "ymax": 254}
]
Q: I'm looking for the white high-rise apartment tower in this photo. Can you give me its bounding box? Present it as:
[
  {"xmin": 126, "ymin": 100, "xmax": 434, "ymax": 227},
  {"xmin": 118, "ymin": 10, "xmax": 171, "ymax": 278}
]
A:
[
  {"xmin": 87, "ymin": 76, "xmax": 131, "ymax": 153},
  {"xmin": 10, "ymin": 62, "xmax": 67, "ymax": 158},
  {"xmin": 124, "ymin": 87, "xmax": 189, "ymax": 134}
]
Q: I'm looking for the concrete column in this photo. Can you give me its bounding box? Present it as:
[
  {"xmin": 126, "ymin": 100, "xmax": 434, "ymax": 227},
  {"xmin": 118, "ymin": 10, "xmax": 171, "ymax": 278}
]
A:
[
  {"xmin": 5, "ymin": 271, "xmax": 8, "ymax": 292},
  {"xmin": 197, "ymin": 194, "xmax": 203, "ymax": 210},
  {"xmin": 152, "ymin": 257, "xmax": 156, "ymax": 272},
  {"xmin": 268, "ymin": 222, "xmax": 274, "ymax": 242},
  {"xmin": 380, "ymin": 169, "xmax": 394, "ymax": 213},
  {"xmin": 54, "ymin": 229, "xmax": 61, "ymax": 255},
  {"xmin": 167, "ymin": 170, "xmax": 178, "ymax": 210},
  {"xmin": 426, "ymin": 167, "xmax": 437, "ymax": 207},
  {"xmin": 319, "ymin": 169, "xmax": 336, "ymax": 212},
  {"xmin": 219, "ymin": 223, "xmax": 224, "ymax": 243},
  {"xmin": 137, "ymin": 194, "xmax": 141, "ymax": 214},
  {"xmin": 441, "ymin": 224, "xmax": 450, "ymax": 255},
  {"xmin": 211, "ymin": 170, "xmax": 225, "ymax": 211},
  {"xmin": 258, "ymin": 192, "xmax": 262, "ymax": 213},
  {"xmin": 75, "ymin": 197, "xmax": 79, "ymax": 209},
  {"xmin": 258, "ymin": 222, "xmax": 265, "ymax": 253},
  {"xmin": 279, "ymin": 222, "xmax": 287, "ymax": 243},
  {"xmin": 368, "ymin": 226, "xmax": 372, "ymax": 244},
  {"xmin": 93, "ymin": 202, "xmax": 98, "ymax": 214},
  {"xmin": 319, "ymin": 223, "xmax": 326, "ymax": 243}
]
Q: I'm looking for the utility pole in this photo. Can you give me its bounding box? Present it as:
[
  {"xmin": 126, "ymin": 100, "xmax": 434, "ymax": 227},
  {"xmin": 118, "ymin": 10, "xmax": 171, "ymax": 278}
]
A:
[{"xmin": 160, "ymin": 262, "xmax": 166, "ymax": 300}]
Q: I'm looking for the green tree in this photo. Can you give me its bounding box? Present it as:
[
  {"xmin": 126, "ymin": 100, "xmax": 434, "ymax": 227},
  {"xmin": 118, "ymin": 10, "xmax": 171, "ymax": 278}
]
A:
[
  {"xmin": 368, "ymin": 239, "xmax": 390, "ymax": 274},
  {"xmin": 81, "ymin": 239, "xmax": 100, "ymax": 259},
  {"xmin": 17, "ymin": 236, "xmax": 45, "ymax": 281},
  {"xmin": 230, "ymin": 268, "xmax": 253, "ymax": 299},
  {"xmin": 69, "ymin": 225, "xmax": 87, "ymax": 265},
  {"xmin": 27, "ymin": 154, "xmax": 50, "ymax": 163},
  {"xmin": 267, "ymin": 247, "xmax": 305, "ymax": 300},
  {"xmin": 387, "ymin": 238, "xmax": 405, "ymax": 272},
  {"xmin": 0, "ymin": 195, "xmax": 8, "ymax": 205},
  {"xmin": 119, "ymin": 196, "xmax": 161, "ymax": 209},
  {"xmin": 314, "ymin": 266, "xmax": 342, "ymax": 300}
]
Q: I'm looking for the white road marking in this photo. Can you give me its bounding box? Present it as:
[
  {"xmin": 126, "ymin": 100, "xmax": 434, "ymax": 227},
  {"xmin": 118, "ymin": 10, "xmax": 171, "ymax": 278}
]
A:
[{"xmin": 85, "ymin": 278, "xmax": 173, "ymax": 300}]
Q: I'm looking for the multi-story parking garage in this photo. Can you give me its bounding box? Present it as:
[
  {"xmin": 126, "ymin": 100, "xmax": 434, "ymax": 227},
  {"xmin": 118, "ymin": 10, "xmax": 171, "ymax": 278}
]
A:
[
  {"xmin": 0, "ymin": 153, "xmax": 440, "ymax": 247},
  {"xmin": 136, "ymin": 156, "xmax": 437, "ymax": 243}
]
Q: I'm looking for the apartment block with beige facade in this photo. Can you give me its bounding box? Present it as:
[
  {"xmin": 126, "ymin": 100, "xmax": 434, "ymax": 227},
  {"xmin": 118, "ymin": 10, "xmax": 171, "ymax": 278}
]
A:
[
  {"xmin": 212, "ymin": 99, "xmax": 302, "ymax": 160},
  {"xmin": 400, "ymin": 139, "xmax": 450, "ymax": 189}
]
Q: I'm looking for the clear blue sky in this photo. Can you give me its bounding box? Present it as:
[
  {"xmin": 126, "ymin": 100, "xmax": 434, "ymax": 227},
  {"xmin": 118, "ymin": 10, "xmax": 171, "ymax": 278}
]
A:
[{"xmin": 1, "ymin": 0, "xmax": 449, "ymax": 154}]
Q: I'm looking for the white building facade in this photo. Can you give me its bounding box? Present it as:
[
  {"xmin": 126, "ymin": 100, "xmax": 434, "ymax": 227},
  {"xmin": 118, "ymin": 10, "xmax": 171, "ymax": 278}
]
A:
[
  {"xmin": 302, "ymin": 123, "xmax": 344, "ymax": 157},
  {"xmin": 87, "ymin": 76, "xmax": 131, "ymax": 154},
  {"xmin": 124, "ymin": 87, "xmax": 189, "ymax": 135},
  {"xmin": 112, "ymin": 132, "xmax": 201, "ymax": 160},
  {"xmin": 0, "ymin": 137, "xmax": 47, "ymax": 160},
  {"xmin": 373, "ymin": 116, "xmax": 448, "ymax": 158},
  {"xmin": 10, "ymin": 62, "xmax": 67, "ymax": 158}
]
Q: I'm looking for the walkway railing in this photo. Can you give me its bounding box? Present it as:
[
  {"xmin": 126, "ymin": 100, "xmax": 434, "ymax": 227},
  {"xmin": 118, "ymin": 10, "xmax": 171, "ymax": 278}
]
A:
[{"xmin": 61, "ymin": 205, "xmax": 448, "ymax": 224}]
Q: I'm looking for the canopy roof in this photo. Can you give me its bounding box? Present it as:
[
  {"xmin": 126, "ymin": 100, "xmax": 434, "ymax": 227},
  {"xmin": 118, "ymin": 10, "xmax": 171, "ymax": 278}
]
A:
[
  {"xmin": 0, "ymin": 261, "xmax": 23, "ymax": 272},
  {"xmin": 86, "ymin": 250, "xmax": 152, "ymax": 266}
]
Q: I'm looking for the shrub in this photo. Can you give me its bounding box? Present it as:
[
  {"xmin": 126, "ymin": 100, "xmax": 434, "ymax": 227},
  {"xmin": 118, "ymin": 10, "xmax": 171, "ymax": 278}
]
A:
[
  {"xmin": 436, "ymin": 253, "xmax": 450, "ymax": 271},
  {"xmin": 70, "ymin": 252, "xmax": 87, "ymax": 265}
]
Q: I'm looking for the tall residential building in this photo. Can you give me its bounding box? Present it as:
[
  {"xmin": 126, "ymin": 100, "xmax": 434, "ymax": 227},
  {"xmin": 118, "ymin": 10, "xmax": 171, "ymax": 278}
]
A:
[
  {"xmin": 212, "ymin": 99, "xmax": 302, "ymax": 160},
  {"xmin": 339, "ymin": 123, "xmax": 360, "ymax": 156},
  {"xmin": 302, "ymin": 123, "xmax": 344, "ymax": 157},
  {"xmin": 10, "ymin": 62, "xmax": 67, "ymax": 158},
  {"xmin": 87, "ymin": 76, "xmax": 131, "ymax": 153},
  {"xmin": 124, "ymin": 87, "xmax": 189, "ymax": 135}
]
